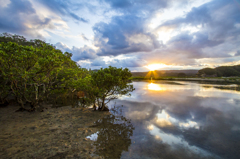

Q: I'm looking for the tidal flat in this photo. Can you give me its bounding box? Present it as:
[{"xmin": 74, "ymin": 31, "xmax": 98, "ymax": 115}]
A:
[{"xmin": 0, "ymin": 105, "xmax": 109, "ymax": 159}]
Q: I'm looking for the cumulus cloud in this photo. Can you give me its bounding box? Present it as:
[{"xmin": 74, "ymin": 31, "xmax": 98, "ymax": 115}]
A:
[
  {"xmin": 120, "ymin": 57, "xmax": 148, "ymax": 67},
  {"xmin": 0, "ymin": 0, "xmax": 55, "ymax": 37},
  {"xmin": 155, "ymin": 0, "xmax": 240, "ymax": 60},
  {"xmin": 1, "ymin": 0, "xmax": 239, "ymax": 69},
  {"xmin": 55, "ymin": 42, "xmax": 71, "ymax": 52},
  {"xmin": 71, "ymin": 46, "xmax": 97, "ymax": 61},
  {"xmin": 92, "ymin": 15, "xmax": 162, "ymax": 56},
  {"xmin": 73, "ymin": 0, "xmax": 240, "ymax": 67},
  {"xmin": 87, "ymin": 0, "xmax": 179, "ymax": 57},
  {"xmin": 55, "ymin": 42, "xmax": 97, "ymax": 61},
  {"xmin": 89, "ymin": 56, "xmax": 147, "ymax": 69}
]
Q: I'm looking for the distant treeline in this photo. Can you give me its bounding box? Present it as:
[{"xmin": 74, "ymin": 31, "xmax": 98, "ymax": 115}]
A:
[
  {"xmin": 197, "ymin": 65, "xmax": 240, "ymax": 77},
  {"xmin": 131, "ymin": 65, "xmax": 240, "ymax": 78},
  {"xmin": 131, "ymin": 70, "xmax": 198, "ymax": 78}
]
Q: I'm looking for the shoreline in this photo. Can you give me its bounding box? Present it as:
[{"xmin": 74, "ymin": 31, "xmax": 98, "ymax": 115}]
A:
[{"xmin": 131, "ymin": 77, "xmax": 240, "ymax": 84}]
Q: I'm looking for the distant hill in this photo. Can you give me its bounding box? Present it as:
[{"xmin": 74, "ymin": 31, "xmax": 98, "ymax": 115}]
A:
[
  {"xmin": 197, "ymin": 65, "xmax": 240, "ymax": 77},
  {"xmin": 132, "ymin": 66, "xmax": 240, "ymax": 78},
  {"xmin": 131, "ymin": 70, "xmax": 199, "ymax": 77}
]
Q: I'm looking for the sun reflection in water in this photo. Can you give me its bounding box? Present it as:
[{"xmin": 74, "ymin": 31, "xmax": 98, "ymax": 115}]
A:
[{"xmin": 148, "ymin": 83, "xmax": 163, "ymax": 91}]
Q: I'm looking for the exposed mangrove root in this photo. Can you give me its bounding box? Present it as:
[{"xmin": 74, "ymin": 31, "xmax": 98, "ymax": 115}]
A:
[{"xmin": 0, "ymin": 101, "xmax": 9, "ymax": 107}]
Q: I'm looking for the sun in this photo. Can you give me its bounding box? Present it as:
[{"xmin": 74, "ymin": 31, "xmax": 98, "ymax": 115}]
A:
[{"xmin": 145, "ymin": 64, "xmax": 166, "ymax": 71}]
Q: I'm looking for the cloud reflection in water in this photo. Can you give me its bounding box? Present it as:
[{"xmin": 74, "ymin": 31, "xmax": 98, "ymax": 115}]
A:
[{"xmin": 89, "ymin": 81, "xmax": 240, "ymax": 159}]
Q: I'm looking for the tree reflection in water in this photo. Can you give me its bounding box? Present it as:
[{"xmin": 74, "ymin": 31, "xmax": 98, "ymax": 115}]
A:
[{"xmin": 90, "ymin": 112, "xmax": 134, "ymax": 159}]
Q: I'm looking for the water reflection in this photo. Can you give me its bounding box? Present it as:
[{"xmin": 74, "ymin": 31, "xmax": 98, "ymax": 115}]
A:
[
  {"xmin": 90, "ymin": 81, "xmax": 240, "ymax": 159},
  {"xmin": 148, "ymin": 83, "xmax": 164, "ymax": 91},
  {"xmin": 88, "ymin": 112, "xmax": 134, "ymax": 158}
]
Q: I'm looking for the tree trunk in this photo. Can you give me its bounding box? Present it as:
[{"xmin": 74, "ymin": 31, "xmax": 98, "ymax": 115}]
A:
[
  {"xmin": 43, "ymin": 84, "xmax": 46, "ymax": 93},
  {"xmin": 18, "ymin": 98, "xmax": 25, "ymax": 109},
  {"xmin": 15, "ymin": 98, "xmax": 27, "ymax": 112},
  {"xmin": 100, "ymin": 97, "xmax": 109, "ymax": 111},
  {"xmin": 93, "ymin": 102, "xmax": 96, "ymax": 111},
  {"xmin": 34, "ymin": 84, "xmax": 38, "ymax": 100},
  {"xmin": 97, "ymin": 98, "xmax": 101, "ymax": 110},
  {"xmin": 101, "ymin": 97, "xmax": 105, "ymax": 110},
  {"xmin": 0, "ymin": 100, "xmax": 9, "ymax": 107}
]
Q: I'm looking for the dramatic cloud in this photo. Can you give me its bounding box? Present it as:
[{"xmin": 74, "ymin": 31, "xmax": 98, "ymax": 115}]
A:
[
  {"xmin": 0, "ymin": 0, "xmax": 54, "ymax": 37},
  {"xmin": 156, "ymin": 0, "xmax": 240, "ymax": 59},
  {"xmin": 93, "ymin": 15, "xmax": 162, "ymax": 56},
  {"xmin": 0, "ymin": 0, "xmax": 239, "ymax": 70},
  {"xmin": 70, "ymin": 0, "xmax": 240, "ymax": 68},
  {"xmin": 55, "ymin": 42, "xmax": 97, "ymax": 61}
]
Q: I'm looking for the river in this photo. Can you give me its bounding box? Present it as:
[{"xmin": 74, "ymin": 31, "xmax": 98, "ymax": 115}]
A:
[{"xmin": 87, "ymin": 81, "xmax": 240, "ymax": 159}]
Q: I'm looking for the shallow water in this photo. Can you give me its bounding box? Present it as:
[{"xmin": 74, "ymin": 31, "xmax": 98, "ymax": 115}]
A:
[{"xmin": 88, "ymin": 81, "xmax": 240, "ymax": 159}]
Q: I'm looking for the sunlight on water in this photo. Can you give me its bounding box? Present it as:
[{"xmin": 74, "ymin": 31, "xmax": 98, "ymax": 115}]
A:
[
  {"xmin": 147, "ymin": 83, "xmax": 165, "ymax": 91},
  {"xmin": 86, "ymin": 132, "xmax": 98, "ymax": 141},
  {"xmin": 87, "ymin": 81, "xmax": 240, "ymax": 159}
]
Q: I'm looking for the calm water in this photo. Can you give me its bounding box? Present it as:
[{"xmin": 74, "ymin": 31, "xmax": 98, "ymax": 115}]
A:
[{"xmin": 88, "ymin": 81, "xmax": 240, "ymax": 159}]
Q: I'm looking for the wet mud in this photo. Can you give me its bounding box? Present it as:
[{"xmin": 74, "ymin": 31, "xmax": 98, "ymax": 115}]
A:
[{"xmin": 0, "ymin": 105, "xmax": 109, "ymax": 159}]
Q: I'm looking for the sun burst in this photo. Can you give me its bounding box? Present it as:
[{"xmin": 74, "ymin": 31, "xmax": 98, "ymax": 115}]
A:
[{"xmin": 145, "ymin": 64, "xmax": 166, "ymax": 71}]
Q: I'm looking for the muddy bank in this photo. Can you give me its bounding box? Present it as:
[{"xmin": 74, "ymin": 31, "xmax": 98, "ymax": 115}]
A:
[{"xmin": 0, "ymin": 105, "xmax": 109, "ymax": 159}]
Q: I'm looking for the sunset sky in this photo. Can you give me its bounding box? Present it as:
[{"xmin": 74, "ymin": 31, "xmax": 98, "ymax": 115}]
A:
[{"xmin": 0, "ymin": 0, "xmax": 240, "ymax": 71}]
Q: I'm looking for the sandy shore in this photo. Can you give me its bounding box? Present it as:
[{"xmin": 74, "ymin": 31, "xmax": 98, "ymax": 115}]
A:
[{"xmin": 0, "ymin": 105, "xmax": 109, "ymax": 159}]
